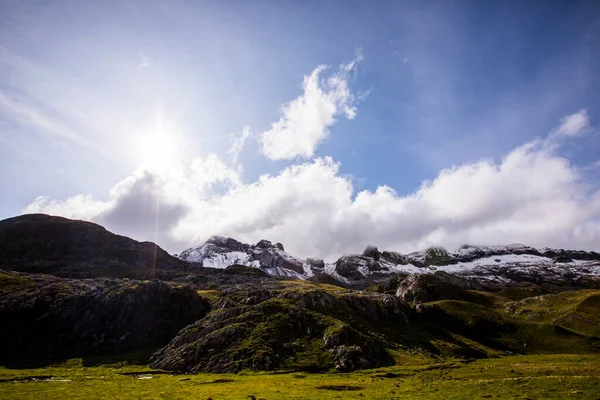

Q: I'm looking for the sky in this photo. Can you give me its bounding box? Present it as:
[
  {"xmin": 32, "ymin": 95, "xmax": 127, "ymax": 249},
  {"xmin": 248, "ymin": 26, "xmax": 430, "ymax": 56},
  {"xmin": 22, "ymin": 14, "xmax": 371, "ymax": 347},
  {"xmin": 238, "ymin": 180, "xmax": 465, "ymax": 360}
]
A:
[{"xmin": 1, "ymin": 0, "xmax": 600, "ymax": 261}]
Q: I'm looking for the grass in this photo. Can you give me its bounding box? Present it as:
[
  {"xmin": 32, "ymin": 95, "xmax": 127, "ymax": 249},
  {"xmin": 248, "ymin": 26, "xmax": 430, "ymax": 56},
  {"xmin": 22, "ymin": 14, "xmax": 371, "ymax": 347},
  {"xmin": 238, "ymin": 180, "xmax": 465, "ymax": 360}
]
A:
[
  {"xmin": 196, "ymin": 289, "xmax": 221, "ymax": 301},
  {"xmin": 3, "ymin": 278, "xmax": 599, "ymax": 398},
  {"xmin": 506, "ymin": 290, "xmax": 600, "ymax": 337},
  {"xmin": 2, "ymin": 354, "xmax": 600, "ymax": 399}
]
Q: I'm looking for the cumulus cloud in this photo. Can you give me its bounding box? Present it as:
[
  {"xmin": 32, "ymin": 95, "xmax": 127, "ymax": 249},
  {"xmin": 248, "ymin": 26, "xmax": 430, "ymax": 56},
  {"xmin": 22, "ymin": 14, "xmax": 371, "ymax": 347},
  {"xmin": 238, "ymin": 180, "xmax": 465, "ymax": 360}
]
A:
[
  {"xmin": 24, "ymin": 114, "xmax": 600, "ymax": 261},
  {"xmin": 24, "ymin": 155, "xmax": 242, "ymax": 252},
  {"xmin": 260, "ymin": 54, "xmax": 361, "ymax": 160}
]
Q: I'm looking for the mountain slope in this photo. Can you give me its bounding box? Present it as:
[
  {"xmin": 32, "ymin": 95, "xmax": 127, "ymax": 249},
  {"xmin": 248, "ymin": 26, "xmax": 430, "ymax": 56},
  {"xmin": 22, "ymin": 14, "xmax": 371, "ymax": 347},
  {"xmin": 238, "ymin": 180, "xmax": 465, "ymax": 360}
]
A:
[
  {"xmin": 0, "ymin": 270, "xmax": 210, "ymax": 363},
  {"xmin": 0, "ymin": 214, "xmax": 202, "ymax": 279}
]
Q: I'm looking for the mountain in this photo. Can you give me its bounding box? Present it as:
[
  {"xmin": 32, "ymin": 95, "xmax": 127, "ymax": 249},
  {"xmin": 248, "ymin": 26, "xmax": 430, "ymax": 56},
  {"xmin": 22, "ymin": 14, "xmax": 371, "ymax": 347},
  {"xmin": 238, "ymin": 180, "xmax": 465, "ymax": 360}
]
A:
[
  {"xmin": 179, "ymin": 237, "xmax": 600, "ymax": 288},
  {"xmin": 3, "ymin": 214, "xmax": 598, "ymax": 287},
  {"xmin": 0, "ymin": 214, "xmax": 599, "ymax": 374},
  {"xmin": 179, "ymin": 236, "xmax": 311, "ymax": 278},
  {"xmin": 0, "ymin": 214, "xmax": 205, "ymax": 279}
]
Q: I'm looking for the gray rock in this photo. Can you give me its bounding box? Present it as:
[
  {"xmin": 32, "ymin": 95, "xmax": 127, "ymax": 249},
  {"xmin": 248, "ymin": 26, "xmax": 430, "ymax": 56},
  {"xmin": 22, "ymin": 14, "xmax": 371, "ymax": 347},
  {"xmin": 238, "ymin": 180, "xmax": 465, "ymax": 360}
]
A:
[
  {"xmin": 395, "ymin": 271, "xmax": 482, "ymax": 303},
  {"xmin": 362, "ymin": 245, "xmax": 381, "ymax": 260},
  {"xmin": 205, "ymin": 236, "xmax": 245, "ymax": 251},
  {"xmin": 256, "ymin": 239, "xmax": 273, "ymax": 249}
]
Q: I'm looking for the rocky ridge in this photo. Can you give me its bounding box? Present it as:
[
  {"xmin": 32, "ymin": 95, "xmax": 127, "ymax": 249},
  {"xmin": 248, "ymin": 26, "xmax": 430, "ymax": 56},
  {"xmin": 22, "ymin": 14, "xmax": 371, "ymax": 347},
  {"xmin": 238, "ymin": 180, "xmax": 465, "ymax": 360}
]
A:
[
  {"xmin": 179, "ymin": 238, "xmax": 600, "ymax": 287},
  {"xmin": 0, "ymin": 214, "xmax": 209, "ymax": 280}
]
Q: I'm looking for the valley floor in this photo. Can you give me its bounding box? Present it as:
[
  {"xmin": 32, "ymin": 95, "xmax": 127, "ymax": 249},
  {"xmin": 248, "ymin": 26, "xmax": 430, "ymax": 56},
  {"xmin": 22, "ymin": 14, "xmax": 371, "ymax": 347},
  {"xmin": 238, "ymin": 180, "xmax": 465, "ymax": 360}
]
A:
[{"xmin": 1, "ymin": 354, "xmax": 600, "ymax": 399}]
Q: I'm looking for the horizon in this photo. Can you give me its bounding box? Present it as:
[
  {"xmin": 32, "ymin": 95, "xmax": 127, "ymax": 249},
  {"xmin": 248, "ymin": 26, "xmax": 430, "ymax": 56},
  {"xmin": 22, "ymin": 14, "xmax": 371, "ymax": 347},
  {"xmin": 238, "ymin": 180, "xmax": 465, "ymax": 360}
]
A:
[{"xmin": 1, "ymin": 1, "xmax": 600, "ymax": 260}]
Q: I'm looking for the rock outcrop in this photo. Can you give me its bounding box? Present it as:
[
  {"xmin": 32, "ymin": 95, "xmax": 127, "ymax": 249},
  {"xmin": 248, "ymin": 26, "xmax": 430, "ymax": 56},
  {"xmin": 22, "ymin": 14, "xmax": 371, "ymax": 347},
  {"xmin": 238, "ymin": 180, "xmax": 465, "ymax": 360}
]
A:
[
  {"xmin": 395, "ymin": 271, "xmax": 484, "ymax": 303},
  {"xmin": 150, "ymin": 282, "xmax": 411, "ymax": 373},
  {"xmin": 0, "ymin": 270, "xmax": 210, "ymax": 362},
  {"xmin": 362, "ymin": 245, "xmax": 381, "ymax": 260}
]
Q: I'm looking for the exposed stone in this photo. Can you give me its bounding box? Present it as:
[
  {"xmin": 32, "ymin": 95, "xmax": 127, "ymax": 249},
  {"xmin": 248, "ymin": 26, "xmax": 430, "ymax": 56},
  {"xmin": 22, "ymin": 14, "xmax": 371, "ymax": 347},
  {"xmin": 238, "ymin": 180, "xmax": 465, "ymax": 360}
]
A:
[
  {"xmin": 381, "ymin": 251, "xmax": 408, "ymax": 265},
  {"xmin": 205, "ymin": 236, "xmax": 245, "ymax": 252},
  {"xmin": 150, "ymin": 283, "xmax": 410, "ymax": 373},
  {"xmin": 395, "ymin": 271, "xmax": 483, "ymax": 303},
  {"xmin": 335, "ymin": 255, "xmax": 381, "ymax": 281},
  {"xmin": 362, "ymin": 245, "xmax": 381, "ymax": 260},
  {"xmin": 256, "ymin": 239, "xmax": 273, "ymax": 249},
  {"xmin": 306, "ymin": 258, "xmax": 325, "ymax": 272}
]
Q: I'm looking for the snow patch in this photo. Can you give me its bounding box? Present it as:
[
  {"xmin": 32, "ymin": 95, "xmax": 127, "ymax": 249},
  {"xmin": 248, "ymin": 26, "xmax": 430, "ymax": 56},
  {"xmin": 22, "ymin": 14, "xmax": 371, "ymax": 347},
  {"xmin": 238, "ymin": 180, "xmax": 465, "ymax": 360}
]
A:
[{"xmin": 202, "ymin": 251, "xmax": 251, "ymax": 269}]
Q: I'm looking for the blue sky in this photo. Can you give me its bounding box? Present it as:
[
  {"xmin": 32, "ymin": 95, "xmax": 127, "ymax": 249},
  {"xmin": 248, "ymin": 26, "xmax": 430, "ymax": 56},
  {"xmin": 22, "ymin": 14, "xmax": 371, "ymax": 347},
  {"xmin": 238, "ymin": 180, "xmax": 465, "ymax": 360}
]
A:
[{"xmin": 1, "ymin": 1, "xmax": 600, "ymax": 259}]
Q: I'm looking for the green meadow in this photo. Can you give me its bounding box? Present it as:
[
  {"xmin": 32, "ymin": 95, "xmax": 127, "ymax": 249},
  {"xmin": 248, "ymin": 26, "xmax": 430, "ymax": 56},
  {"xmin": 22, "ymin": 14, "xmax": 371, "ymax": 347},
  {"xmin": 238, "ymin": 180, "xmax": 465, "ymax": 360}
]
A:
[{"xmin": 2, "ymin": 354, "xmax": 600, "ymax": 399}]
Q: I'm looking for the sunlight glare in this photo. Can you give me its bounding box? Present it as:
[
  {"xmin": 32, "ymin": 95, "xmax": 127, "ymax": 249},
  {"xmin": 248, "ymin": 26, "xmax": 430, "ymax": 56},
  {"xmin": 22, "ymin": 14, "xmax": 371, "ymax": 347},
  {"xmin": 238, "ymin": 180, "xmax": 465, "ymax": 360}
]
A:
[
  {"xmin": 138, "ymin": 110, "xmax": 183, "ymax": 170},
  {"xmin": 140, "ymin": 132, "xmax": 179, "ymax": 170}
]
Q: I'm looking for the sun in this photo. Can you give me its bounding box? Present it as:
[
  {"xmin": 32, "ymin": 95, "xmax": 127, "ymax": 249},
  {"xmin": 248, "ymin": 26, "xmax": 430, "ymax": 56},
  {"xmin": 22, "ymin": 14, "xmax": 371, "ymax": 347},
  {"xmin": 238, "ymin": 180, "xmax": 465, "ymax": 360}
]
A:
[{"xmin": 139, "ymin": 131, "xmax": 180, "ymax": 170}]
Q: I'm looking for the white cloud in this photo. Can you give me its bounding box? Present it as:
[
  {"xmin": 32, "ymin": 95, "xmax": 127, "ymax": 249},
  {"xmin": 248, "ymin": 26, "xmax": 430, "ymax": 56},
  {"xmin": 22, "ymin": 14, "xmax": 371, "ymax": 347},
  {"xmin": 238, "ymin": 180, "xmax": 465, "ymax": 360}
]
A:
[
  {"xmin": 25, "ymin": 194, "xmax": 109, "ymax": 221},
  {"xmin": 227, "ymin": 126, "xmax": 251, "ymax": 166},
  {"xmin": 24, "ymin": 115, "xmax": 600, "ymax": 261},
  {"xmin": 554, "ymin": 109, "xmax": 589, "ymax": 136},
  {"xmin": 24, "ymin": 155, "xmax": 242, "ymax": 251},
  {"xmin": 260, "ymin": 54, "xmax": 361, "ymax": 161}
]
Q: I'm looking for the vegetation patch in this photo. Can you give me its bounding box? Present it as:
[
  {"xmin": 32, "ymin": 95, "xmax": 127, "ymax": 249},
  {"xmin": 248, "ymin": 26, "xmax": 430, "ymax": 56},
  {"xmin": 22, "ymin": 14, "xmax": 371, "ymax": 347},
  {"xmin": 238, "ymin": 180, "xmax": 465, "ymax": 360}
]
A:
[
  {"xmin": 2, "ymin": 353, "xmax": 600, "ymax": 399},
  {"xmin": 315, "ymin": 385, "xmax": 364, "ymax": 391}
]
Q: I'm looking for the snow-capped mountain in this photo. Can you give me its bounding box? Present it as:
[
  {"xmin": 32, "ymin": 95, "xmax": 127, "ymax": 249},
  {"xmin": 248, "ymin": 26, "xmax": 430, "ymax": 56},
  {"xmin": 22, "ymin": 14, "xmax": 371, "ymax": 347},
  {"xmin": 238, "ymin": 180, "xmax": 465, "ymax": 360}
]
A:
[
  {"xmin": 178, "ymin": 238, "xmax": 600, "ymax": 286},
  {"xmin": 178, "ymin": 236, "xmax": 316, "ymax": 279}
]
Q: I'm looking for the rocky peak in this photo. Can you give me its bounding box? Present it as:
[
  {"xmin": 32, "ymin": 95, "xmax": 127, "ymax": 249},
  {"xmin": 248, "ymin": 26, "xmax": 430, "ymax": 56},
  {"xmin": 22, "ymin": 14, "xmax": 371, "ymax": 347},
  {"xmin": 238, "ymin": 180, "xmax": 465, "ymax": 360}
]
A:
[
  {"xmin": 407, "ymin": 246, "xmax": 457, "ymax": 267},
  {"xmin": 179, "ymin": 237, "xmax": 305, "ymax": 275},
  {"xmin": 334, "ymin": 254, "xmax": 383, "ymax": 281},
  {"xmin": 256, "ymin": 239, "xmax": 273, "ymax": 249},
  {"xmin": 380, "ymin": 250, "xmax": 408, "ymax": 265},
  {"xmin": 205, "ymin": 236, "xmax": 245, "ymax": 251},
  {"xmin": 362, "ymin": 245, "xmax": 381, "ymax": 260}
]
